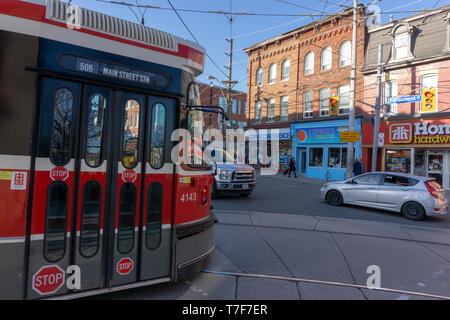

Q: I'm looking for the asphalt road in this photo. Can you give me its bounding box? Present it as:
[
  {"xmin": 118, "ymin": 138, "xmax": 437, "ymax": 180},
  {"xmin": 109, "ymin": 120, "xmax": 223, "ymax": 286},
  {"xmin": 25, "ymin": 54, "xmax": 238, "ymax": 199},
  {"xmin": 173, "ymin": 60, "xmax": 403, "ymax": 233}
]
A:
[{"xmin": 212, "ymin": 174, "xmax": 450, "ymax": 229}]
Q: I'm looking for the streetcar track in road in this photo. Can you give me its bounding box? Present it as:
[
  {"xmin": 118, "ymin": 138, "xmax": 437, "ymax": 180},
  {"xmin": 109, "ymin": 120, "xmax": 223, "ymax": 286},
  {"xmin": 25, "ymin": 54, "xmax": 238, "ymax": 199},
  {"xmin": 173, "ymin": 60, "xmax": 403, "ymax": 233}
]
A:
[{"xmin": 200, "ymin": 270, "xmax": 450, "ymax": 300}]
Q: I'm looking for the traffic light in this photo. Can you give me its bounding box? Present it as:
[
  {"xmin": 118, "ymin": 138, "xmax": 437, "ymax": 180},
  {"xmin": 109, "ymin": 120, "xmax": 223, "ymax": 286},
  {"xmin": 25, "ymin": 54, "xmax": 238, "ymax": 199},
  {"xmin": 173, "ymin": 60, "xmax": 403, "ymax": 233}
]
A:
[
  {"xmin": 421, "ymin": 88, "xmax": 437, "ymax": 112},
  {"xmin": 329, "ymin": 96, "xmax": 339, "ymax": 116}
]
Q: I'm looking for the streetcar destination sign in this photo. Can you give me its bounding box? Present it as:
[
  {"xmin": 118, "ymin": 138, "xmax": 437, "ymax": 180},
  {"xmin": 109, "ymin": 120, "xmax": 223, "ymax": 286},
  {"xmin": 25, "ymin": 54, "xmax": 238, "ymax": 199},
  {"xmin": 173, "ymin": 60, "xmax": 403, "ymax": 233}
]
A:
[
  {"xmin": 388, "ymin": 95, "xmax": 421, "ymax": 104},
  {"xmin": 58, "ymin": 54, "xmax": 169, "ymax": 88}
]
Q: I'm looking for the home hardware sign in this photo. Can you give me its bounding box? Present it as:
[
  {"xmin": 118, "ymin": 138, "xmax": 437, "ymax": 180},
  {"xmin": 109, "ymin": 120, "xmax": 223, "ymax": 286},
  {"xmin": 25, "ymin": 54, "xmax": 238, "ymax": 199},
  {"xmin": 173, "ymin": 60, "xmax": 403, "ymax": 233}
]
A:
[{"xmin": 389, "ymin": 121, "xmax": 450, "ymax": 144}]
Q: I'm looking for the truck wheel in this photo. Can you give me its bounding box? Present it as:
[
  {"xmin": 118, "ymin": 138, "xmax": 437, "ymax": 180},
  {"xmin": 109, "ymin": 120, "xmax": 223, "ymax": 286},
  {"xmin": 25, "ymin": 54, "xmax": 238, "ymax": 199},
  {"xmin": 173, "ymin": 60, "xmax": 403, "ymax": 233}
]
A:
[{"xmin": 211, "ymin": 181, "xmax": 220, "ymax": 199}]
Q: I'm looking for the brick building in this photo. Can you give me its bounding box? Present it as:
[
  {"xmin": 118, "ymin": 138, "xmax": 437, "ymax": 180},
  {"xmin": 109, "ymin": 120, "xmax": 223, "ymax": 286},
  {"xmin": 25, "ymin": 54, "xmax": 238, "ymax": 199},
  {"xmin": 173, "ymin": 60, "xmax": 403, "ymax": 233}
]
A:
[
  {"xmin": 197, "ymin": 82, "xmax": 247, "ymax": 130},
  {"xmin": 361, "ymin": 5, "xmax": 450, "ymax": 189},
  {"xmin": 244, "ymin": 6, "xmax": 367, "ymax": 179}
]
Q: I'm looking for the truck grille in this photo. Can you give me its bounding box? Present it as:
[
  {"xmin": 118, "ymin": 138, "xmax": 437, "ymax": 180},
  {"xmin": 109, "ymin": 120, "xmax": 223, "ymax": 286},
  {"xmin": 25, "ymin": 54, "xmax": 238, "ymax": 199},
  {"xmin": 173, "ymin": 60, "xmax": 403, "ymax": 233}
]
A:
[{"xmin": 232, "ymin": 171, "xmax": 254, "ymax": 182}]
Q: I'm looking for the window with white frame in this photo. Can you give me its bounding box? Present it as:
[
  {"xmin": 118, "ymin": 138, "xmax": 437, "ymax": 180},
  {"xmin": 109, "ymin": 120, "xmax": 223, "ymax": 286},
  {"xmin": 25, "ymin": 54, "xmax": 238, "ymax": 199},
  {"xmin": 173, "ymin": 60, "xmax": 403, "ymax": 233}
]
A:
[
  {"xmin": 321, "ymin": 46, "xmax": 332, "ymax": 71},
  {"xmin": 303, "ymin": 91, "xmax": 313, "ymax": 118},
  {"xmin": 267, "ymin": 98, "xmax": 275, "ymax": 122},
  {"xmin": 319, "ymin": 88, "xmax": 330, "ymax": 117},
  {"xmin": 280, "ymin": 95, "xmax": 289, "ymax": 121},
  {"xmin": 339, "ymin": 41, "xmax": 351, "ymax": 67},
  {"xmin": 304, "ymin": 52, "xmax": 314, "ymax": 75},
  {"xmin": 255, "ymin": 100, "xmax": 262, "ymax": 123},
  {"xmin": 256, "ymin": 67, "xmax": 263, "ymax": 87},
  {"xmin": 394, "ymin": 33, "xmax": 409, "ymax": 60},
  {"xmin": 281, "ymin": 59, "xmax": 290, "ymax": 81},
  {"xmin": 269, "ymin": 63, "xmax": 277, "ymax": 84},
  {"xmin": 420, "ymin": 74, "xmax": 438, "ymax": 112},
  {"xmin": 383, "ymin": 81, "xmax": 398, "ymax": 114},
  {"xmin": 338, "ymin": 85, "xmax": 350, "ymax": 115}
]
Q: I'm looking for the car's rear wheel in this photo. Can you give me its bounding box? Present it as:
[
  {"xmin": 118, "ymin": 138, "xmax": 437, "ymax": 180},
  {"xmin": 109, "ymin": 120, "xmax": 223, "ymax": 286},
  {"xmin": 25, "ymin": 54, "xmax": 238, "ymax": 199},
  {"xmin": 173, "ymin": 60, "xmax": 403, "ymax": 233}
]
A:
[
  {"xmin": 326, "ymin": 190, "xmax": 343, "ymax": 206},
  {"xmin": 401, "ymin": 201, "xmax": 425, "ymax": 220}
]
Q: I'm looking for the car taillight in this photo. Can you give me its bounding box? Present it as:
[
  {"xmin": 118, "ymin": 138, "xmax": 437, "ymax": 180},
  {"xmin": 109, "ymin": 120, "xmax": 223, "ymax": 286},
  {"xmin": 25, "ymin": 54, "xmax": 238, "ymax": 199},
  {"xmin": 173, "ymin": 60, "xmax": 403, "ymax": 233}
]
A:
[
  {"xmin": 425, "ymin": 181, "xmax": 439, "ymax": 199},
  {"xmin": 201, "ymin": 187, "xmax": 208, "ymax": 206}
]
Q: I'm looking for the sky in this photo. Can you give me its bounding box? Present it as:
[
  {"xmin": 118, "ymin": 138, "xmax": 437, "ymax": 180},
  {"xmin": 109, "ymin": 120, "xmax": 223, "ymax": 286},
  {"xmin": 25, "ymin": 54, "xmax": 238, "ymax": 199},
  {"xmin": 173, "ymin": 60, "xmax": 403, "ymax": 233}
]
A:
[{"xmin": 68, "ymin": 0, "xmax": 450, "ymax": 93}]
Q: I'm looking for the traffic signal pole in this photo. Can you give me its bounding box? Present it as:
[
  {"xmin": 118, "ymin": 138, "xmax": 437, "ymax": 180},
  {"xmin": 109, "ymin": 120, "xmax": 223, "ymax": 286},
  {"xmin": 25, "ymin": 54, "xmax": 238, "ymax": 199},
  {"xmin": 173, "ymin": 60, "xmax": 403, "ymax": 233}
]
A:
[
  {"xmin": 346, "ymin": 0, "xmax": 358, "ymax": 179},
  {"xmin": 371, "ymin": 44, "xmax": 383, "ymax": 172}
]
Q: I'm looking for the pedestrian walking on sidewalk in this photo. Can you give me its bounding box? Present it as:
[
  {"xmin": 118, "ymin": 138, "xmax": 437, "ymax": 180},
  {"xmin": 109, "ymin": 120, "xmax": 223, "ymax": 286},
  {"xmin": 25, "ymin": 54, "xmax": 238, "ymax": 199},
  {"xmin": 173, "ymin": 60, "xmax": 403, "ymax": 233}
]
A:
[
  {"xmin": 353, "ymin": 158, "xmax": 363, "ymax": 177},
  {"xmin": 288, "ymin": 156, "xmax": 297, "ymax": 178}
]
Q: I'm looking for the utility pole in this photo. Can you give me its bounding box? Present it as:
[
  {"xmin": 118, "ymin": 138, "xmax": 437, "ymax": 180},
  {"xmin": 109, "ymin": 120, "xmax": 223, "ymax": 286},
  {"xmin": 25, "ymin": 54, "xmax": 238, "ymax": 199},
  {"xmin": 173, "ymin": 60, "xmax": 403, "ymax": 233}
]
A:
[
  {"xmin": 346, "ymin": 0, "xmax": 358, "ymax": 179},
  {"xmin": 222, "ymin": 38, "xmax": 238, "ymax": 128},
  {"xmin": 371, "ymin": 44, "xmax": 383, "ymax": 172}
]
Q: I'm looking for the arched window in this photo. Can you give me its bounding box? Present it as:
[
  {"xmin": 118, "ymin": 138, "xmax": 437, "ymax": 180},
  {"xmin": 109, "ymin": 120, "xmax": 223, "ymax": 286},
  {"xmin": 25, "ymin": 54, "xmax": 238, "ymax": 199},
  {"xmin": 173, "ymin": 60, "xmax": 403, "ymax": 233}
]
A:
[
  {"xmin": 304, "ymin": 52, "xmax": 314, "ymax": 75},
  {"xmin": 268, "ymin": 63, "xmax": 276, "ymax": 84},
  {"xmin": 389, "ymin": 23, "xmax": 414, "ymax": 61},
  {"xmin": 321, "ymin": 46, "xmax": 332, "ymax": 71},
  {"xmin": 339, "ymin": 41, "xmax": 351, "ymax": 67},
  {"xmin": 256, "ymin": 67, "xmax": 263, "ymax": 87},
  {"xmin": 281, "ymin": 59, "xmax": 290, "ymax": 81}
]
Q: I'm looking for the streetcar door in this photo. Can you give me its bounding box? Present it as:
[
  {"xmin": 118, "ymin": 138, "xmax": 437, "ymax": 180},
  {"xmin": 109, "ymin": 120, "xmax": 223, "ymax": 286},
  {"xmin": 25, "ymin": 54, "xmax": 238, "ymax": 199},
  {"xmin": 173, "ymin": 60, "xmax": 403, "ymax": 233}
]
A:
[
  {"xmin": 139, "ymin": 96, "xmax": 176, "ymax": 281},
  {"xmin": 72, "ymin": 85, "xmax": 111, "ymax": 291},
  {"xmin": 27, "ymin": 78, "xmax": 81, "ymax": 299},
  {"xmin": 109, "ymin": 92, "xmax": 145, "ymax": 286}
]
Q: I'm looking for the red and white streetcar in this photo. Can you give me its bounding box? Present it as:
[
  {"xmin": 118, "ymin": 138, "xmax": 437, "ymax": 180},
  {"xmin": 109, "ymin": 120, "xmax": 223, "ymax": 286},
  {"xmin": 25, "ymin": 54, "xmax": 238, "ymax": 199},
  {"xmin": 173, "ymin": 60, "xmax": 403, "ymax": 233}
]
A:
[{"xmin": 0, "ymin": 0, "xmax": 218, "ymax": 299}]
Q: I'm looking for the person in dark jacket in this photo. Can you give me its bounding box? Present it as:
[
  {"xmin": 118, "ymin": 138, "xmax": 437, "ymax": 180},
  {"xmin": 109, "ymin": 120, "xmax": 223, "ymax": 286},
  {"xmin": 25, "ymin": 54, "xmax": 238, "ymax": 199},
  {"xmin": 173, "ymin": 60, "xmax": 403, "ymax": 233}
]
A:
[
  {"xmin": 353, "ymin": 158, "xmax": 363, "ymax": 177},
  {"xmin": 288, "ymin": 157, "xmax": 297, "ymax": 178}
]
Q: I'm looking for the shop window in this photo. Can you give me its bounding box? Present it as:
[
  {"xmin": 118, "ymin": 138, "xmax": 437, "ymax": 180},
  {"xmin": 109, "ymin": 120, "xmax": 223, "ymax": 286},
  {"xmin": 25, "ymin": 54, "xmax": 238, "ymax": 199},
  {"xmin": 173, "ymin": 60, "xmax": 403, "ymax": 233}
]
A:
[
  {"xmin": 319, "ymin": 88, "xmax": 330, "ymax": 117},
  {"xmin": 303, "ymin": 91, "xmax": 313, "ymax": 119},
  {"xmin": 50, "ymin": 88, "xmax": 74, "ymax": 166},
  {"xmin": 267, "ymin": 98, "xmax": 275, "ymax": 122},
  {"xmin": 414, "ymin": 149, "xmax": 426, "ymax": 176},
  {"xmin": 385, "ymin": 149, "xmax": 411, "ymax": 174},
  {"xmin": 85, "ymin": 93, "xmax": 107, "ymax": 167},
  {"xmin": 150, "ymin": 103, "xmax": 166, "ymax": 169},
  {"xmin": 338, "ymin": 85, "xmax": 350, "ymax": 115},
  {"xmin": 328, "ymin": 147, "xmax": 347, "ymax": 169},
  {"xmin": 281, "ymin": 59, "xmax": 290, "ymax": 81},
  {"xmin": 304, "ymin": 52, "xmax": 314, "ymax": 75},
  {"xmin": 122, "ymin": 100, "xmax": 140, "ymax": 169},
  {"xmin": 268, "ymin": 63, "xmax": 276, "ymax": 84},
  {"xmin": 383, "ymin": 175, "xmax": 410, "ymax": 186},
  {"xmin": 309, "ymin": 147, "xmax": 323, "ymax": 168},
  {"xmin": 280, "ymin": 96, "xmax": 289, "ymax": 122}
]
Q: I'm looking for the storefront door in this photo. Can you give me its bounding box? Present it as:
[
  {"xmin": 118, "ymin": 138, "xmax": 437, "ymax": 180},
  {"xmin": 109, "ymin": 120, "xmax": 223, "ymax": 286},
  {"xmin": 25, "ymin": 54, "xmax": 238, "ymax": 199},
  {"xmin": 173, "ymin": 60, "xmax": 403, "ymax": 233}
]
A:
[{"xmin": 427, "ymin": 151, "xmax": 445, "ymax": 187}]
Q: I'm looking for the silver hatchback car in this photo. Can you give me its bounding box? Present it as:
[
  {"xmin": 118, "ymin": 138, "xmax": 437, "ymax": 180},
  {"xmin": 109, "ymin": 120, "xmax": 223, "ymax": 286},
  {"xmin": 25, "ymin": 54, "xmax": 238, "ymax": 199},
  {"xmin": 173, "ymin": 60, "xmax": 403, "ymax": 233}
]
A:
[{"xmin": 320, "ymin": 172, "xmax": 448, "ymax": 220}]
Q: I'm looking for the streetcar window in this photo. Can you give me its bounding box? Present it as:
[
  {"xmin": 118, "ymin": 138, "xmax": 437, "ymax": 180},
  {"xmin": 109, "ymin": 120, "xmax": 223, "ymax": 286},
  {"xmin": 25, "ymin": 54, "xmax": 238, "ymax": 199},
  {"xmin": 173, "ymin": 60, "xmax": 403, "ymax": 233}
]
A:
[
  {"xmin": 85, "ymin": 94, "xmax": 107, "ymax": 167},
  {"xmin": 50, "ymin": 88, "xmax": 74, "ymax": 166},
  {"xmin": 79, "ymin": 181, "xmax": 102, "ymax": 258},
  {"xmin": 145, "ymin": 182, "xmax": 163, "ymax": 250},
  {"xmin": 122, "ymin": 100, "xmax": 140, "ymax": 169},
  {"xmin": 117, "ymin": 182, "xmax": 137, "ymax": 254},
  {"xmin": 150, "ymin": 103, "xmax": 166, "ymax": 169},
  {"xmin": 44, "ymin": 181, "xmax": 69, "ymax": 262}
]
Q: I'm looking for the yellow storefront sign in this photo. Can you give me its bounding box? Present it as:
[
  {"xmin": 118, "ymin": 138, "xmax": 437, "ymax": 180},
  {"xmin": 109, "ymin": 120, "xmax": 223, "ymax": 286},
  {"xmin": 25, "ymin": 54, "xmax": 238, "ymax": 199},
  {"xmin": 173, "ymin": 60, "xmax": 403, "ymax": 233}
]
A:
[{"xmin": 340, "ymin": 131, "xmax": 360, "ymax": 142}]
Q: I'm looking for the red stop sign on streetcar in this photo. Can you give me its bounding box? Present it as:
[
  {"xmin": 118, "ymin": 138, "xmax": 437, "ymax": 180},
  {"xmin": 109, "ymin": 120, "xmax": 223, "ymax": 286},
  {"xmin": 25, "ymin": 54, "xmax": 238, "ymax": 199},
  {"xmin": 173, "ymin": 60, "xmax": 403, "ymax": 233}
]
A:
[
  {"xmin": 50, "ymin": 166, "xmax": 69, "ymax": 181},
  {"xmin": 117, "ymin": 257, "xmax": 134, "ymax": 275},
  {"xmin": 32, "ymin": 265, "xmax": 66, "ymax": 295}
]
